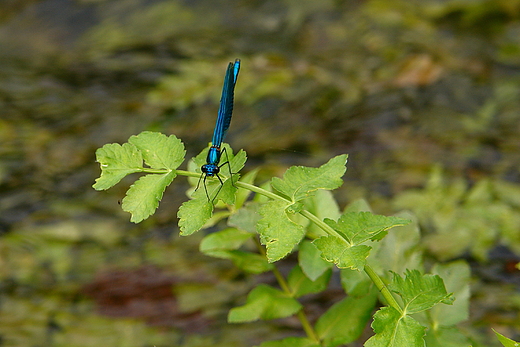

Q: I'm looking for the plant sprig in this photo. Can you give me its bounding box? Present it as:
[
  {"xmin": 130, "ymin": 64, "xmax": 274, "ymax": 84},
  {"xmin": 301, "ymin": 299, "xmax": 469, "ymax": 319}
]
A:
[{"xmin": 94, "ymin": 131, "xmax": 471, "ymax": 347}]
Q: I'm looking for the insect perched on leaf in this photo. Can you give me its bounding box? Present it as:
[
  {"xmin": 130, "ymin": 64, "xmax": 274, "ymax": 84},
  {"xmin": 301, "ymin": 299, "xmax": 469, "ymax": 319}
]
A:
[{"xmin": 196, "ymin": 59, "xmax": 241, "ymax": 202}]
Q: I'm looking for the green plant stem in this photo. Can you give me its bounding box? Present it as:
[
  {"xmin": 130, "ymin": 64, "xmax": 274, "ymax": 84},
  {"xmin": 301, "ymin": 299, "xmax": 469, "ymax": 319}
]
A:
[
  {"xmin": 237, "ymin": 178, "xmax": 404, "ymax": 314},
  {"xmin": 297, "ymin": 310, "xmax": 320, "ymax": 343},
  {"xmin": 302, "ymin": 209, "xmax": 403, "ymax": 313},
  {"xmin": 139, "ymin": 168, "xmax": 172, "ymax": 174},
  {"xmin": 178, "ymin": 170, "xmax": 404, "ymax": 315},
  {"xmin": 364, "ymin": 264, "xmax": 403, "ymax": 314},
  {"xmin": 299, "ymin": 210, "xmax": 347, "ymax": 242},
  {"xmin": 254, "ymin": 237, "xmax": 320, "ymax": 343},
  {"xmin": 176, "ymin": 169, "xmax": 201, "ymax": 178},
  {"xmin": 254, "ymin": 238, "xmax": 291, "ymax": 293},
  {"xmin": 235, "ymin": 181, "xmax": 287, "ymax": 201}
]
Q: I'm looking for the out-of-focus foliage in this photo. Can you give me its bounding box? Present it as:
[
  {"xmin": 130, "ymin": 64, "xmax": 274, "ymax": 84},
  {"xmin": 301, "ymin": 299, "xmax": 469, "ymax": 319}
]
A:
[
  {"xmin": 1, "ymin": 0, "xmax": 520, "ymax": 345},
  {"xmin": 394, "ymin": 165, "xmax": 520, "ymax": 261}
]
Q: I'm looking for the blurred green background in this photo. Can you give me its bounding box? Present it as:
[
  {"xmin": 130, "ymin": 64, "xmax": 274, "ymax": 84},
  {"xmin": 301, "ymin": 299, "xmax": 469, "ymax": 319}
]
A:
[{"xmin": 1, "ymin": 0, "xmax": 520, "ymax": 346}]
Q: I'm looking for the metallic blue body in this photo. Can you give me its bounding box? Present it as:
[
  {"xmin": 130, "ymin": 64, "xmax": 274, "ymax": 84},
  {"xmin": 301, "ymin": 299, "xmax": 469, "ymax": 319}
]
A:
[{"xmin": 201, "ymin": 59, "xmax": 240, "ymax": 177}]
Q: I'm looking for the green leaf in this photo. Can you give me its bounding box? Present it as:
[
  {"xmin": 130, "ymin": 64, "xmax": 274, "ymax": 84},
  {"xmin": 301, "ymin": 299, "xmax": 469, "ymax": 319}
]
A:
[
  {"xmin": 216, "ymin": 175, "xmax": 239, "ymax": 205},
  {"xmin": 254, "ymin": 181, "xmax": 273, "ymax": 203},
  {"xmin": 299, "ymin": 240, "xmax": 332, "ymax": 281},
  {"xmin": 178, "ymin": 198, "xmax": 213, "ymax": 235},
  {"xmin": 257, "ymin": 200, "xmax": 305, "ymax": 262},
  {"xmin": 325, "ymin": 212, "xmax": 411, "ymax": 245},
  {"xmin": 94, "ymin": 132, "xmax": 186, "ymax": 222},
  {"xmin": 287, "ymin": 201, "xmax": 304, "ymax": 214},
  {"xmin": 494, "ymin": 329, "xmax": 520, "ymax": 347},
  {"xmin": 228, "ymin": 202, "xmax": 262, "ymax": 233},
  {"xmin": 424, "ymin": 326, "xmax": 471, "ymax": 347},
  {"xmin": 257, "ymin": 337, "xmax": 320, "ymax": 347},
  {"xmin": 270, "ymin": 154, "xmax": 348, "ymax": 202},
  {"xmin": 228, "ymin": 148, "xmax": 247, "ymax": 176},
  {"xmin": 226, "ymin": 251, "xmax": 274, "ymax": 274},
  {"xmin": 340, "ymin": 268, "xmax": 373, "ymax": 297},
  {"xmin": 389, "ymin": 270, "xmax": 453, "ymax": 314},
  {"xmin": 287, "ymin": 265, "xmax": 331, "ymax": 298},
  {"xmin": 315, "ymin": 292, "xmax": 378, "ymax": 347},
  {"xmin": 93, "ymin": 142, "xmax": 143, "ymax": 190},
  {"xmin": 203, "ymin": 249, "xmax": 273, "ymax": 274},
  {"xmin": 344, "ymin": 198, "xmax": 373, "ymax": 213},
  {"xmin": 312, "ymin": 236, "xmax": 370, "ymax": 270},
  {"xmin": 198, "ymin": 227, "xmax": 273, "ymax": 274},
  {"xmin": 305, "ymin": 190, "xmax": 341, "ymax": 238},
  {"xmin": 365, "ymin": 306, "xmax": 426, "ymax": 347},
  {"xmin": 389, "ymin": 266, "xmax": 468, "ymax": 347},
  {"xmin": 494, "ymin": 180, "xmax": 520, "ymax": 209},
  {"xmin": 190, "ymin": 174, "xmax": 228, "ymax": 202},
  {"xmin": 228, "ymin": 284, "xmax": 302, "ymax": 322},
  {"xmin": 371, "ymin": 211, "xmax": 423, "ymax": 275},
  {"xmin": 235, "ymin": 168, "xmax": 259, "ymax": 208},
  {"xmin": 189, "ymin": 145, "xmax": 246, "ymax": 204},
  {"xmin": 215, "ymin": 148, "xmax": 247, "ymax": 205},
  {"xmin": 199, "ymin": 228, "xmax": 254, "ymax": 253},
  {"xmin": 392, "ymin": 166, "xmax": 511, "ymax": 262},
  {"xmin": 428, "ymin": 261, "xmax": 470, "ymax": 326},
  {"xmin": 128, "ymin": 131, "xmax": 185, "ymax": 169},
  {"xmin": 122, "ymin": 171, "xmax": 176, "ymax": 223}
]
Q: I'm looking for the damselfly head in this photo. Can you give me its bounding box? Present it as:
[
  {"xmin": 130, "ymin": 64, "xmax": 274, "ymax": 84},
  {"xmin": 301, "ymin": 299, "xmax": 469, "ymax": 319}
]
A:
[{"xmin": 201, "ymin": 164, "xmax": 219, "ymax": 176}]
